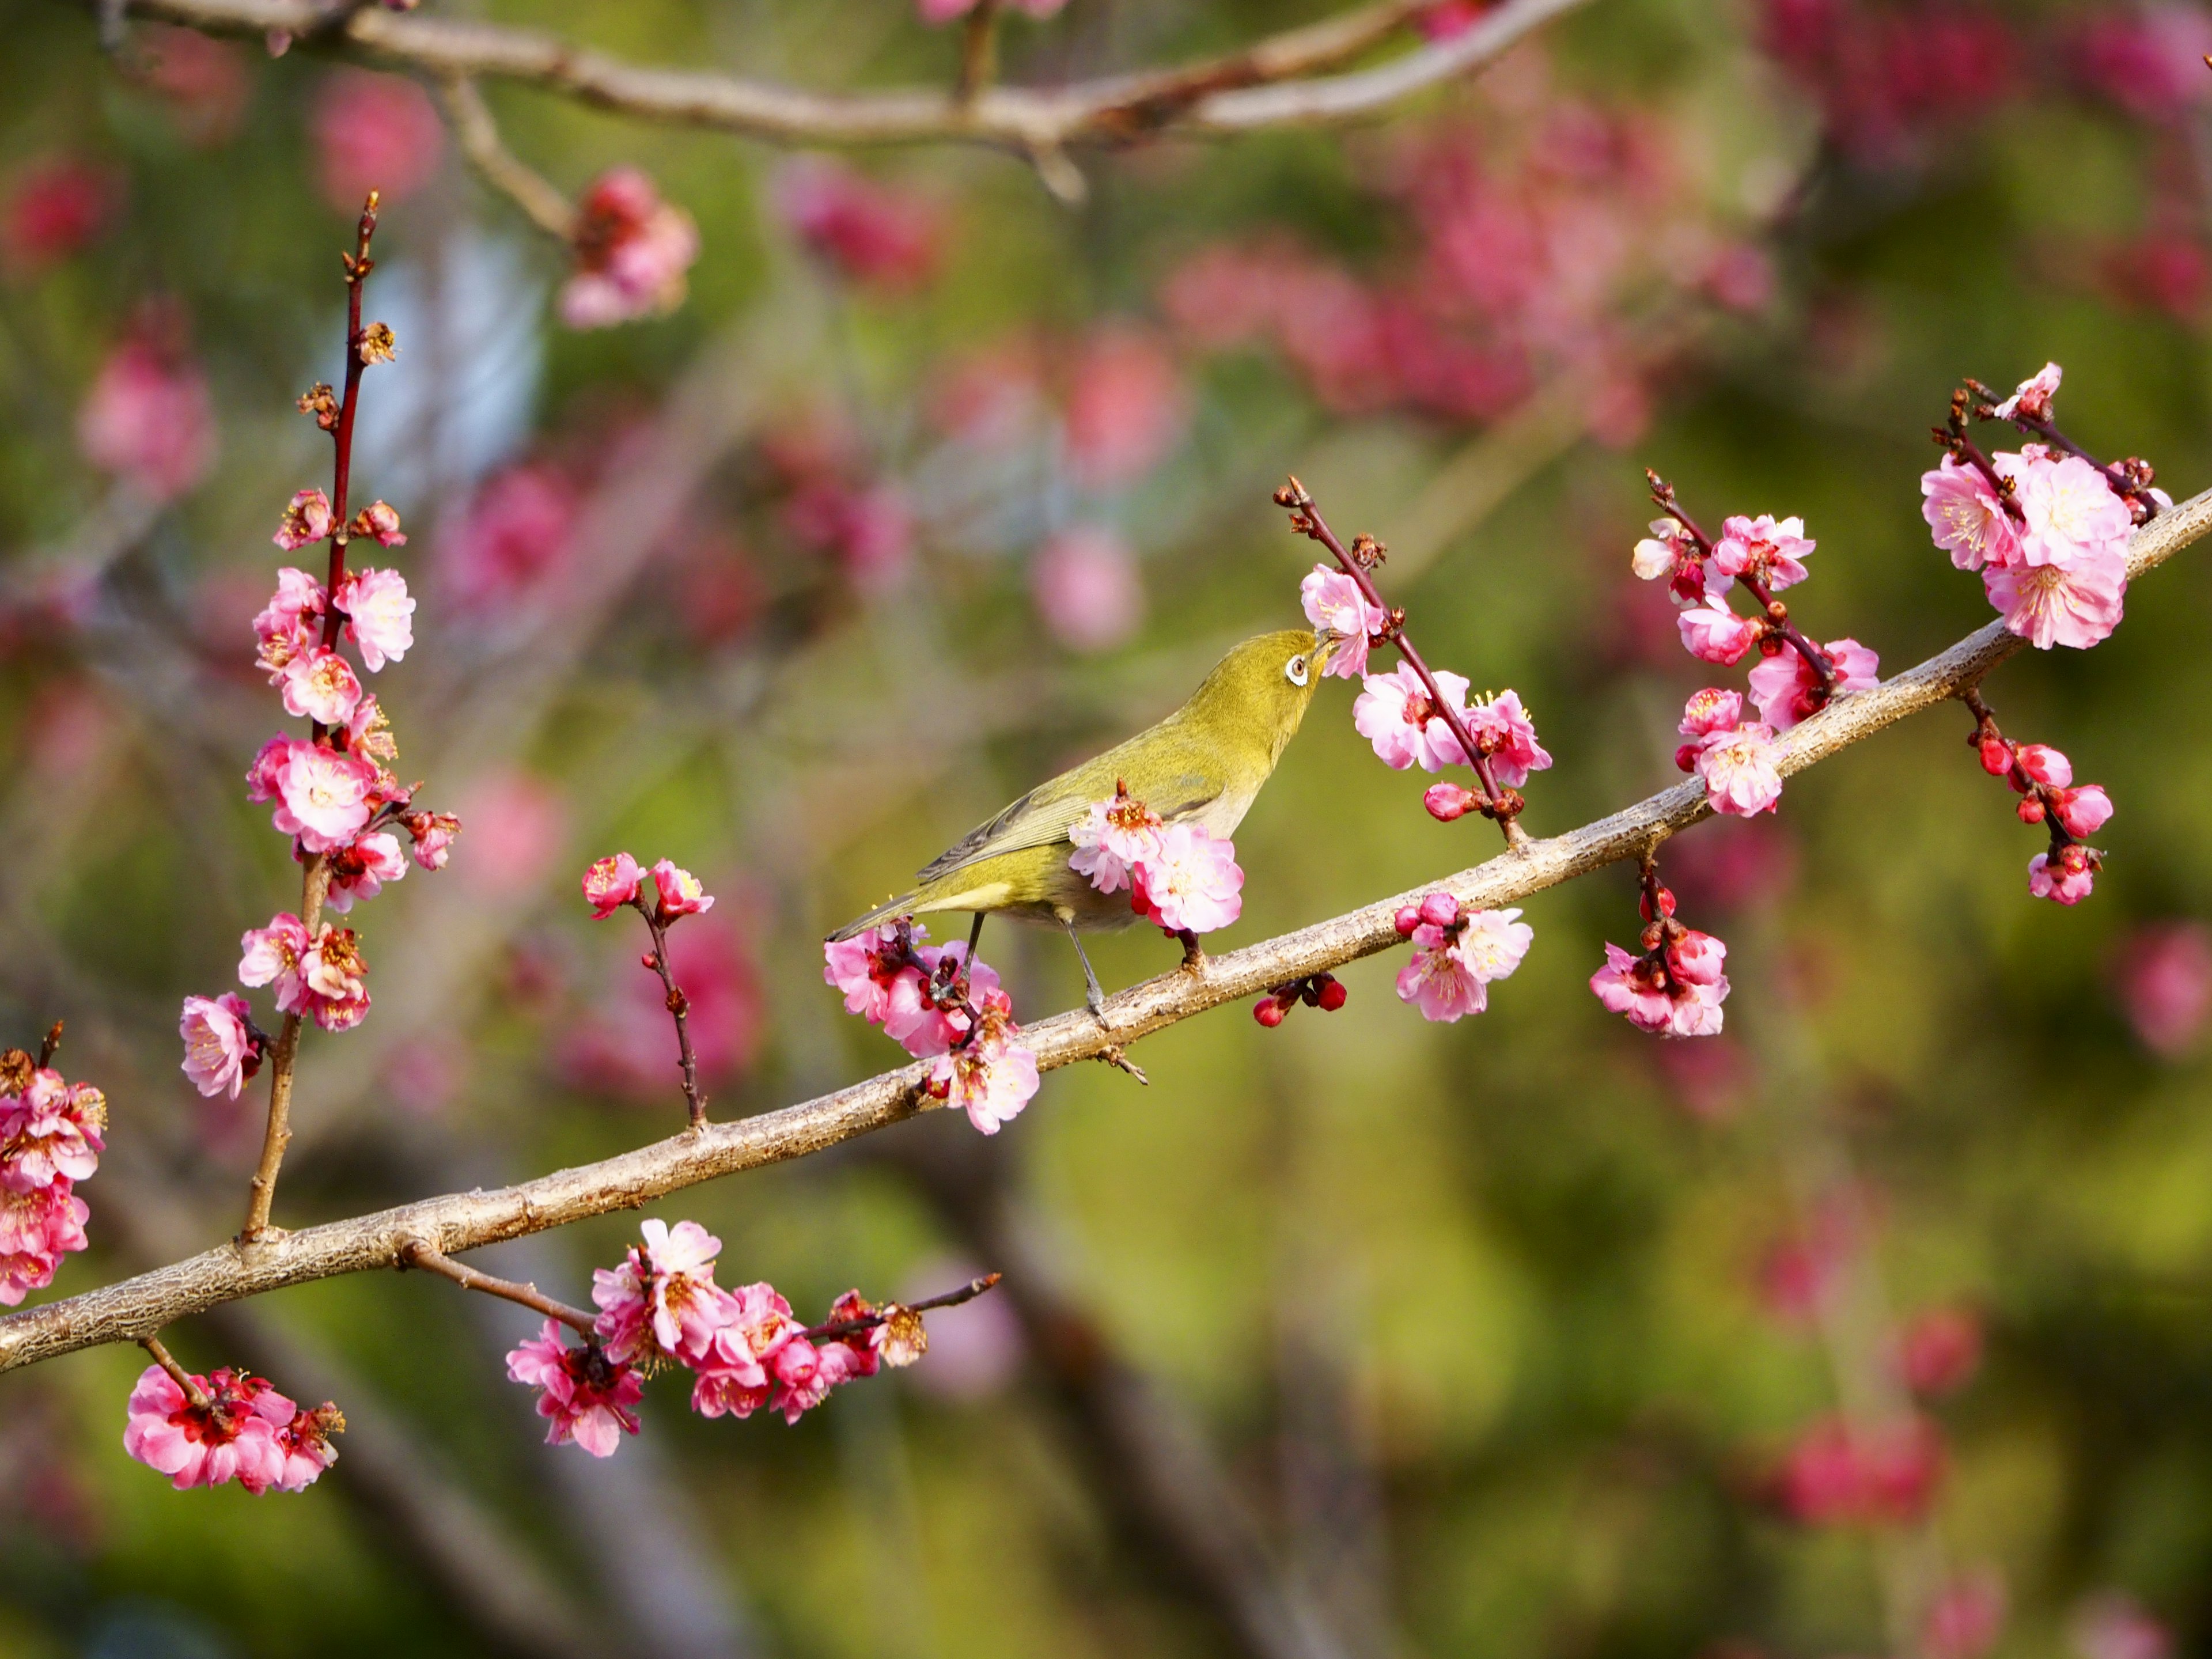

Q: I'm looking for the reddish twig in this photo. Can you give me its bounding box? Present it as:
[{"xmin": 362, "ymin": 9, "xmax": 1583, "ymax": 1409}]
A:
[
  {"xmin": 399, "ymin": 1239, "xmax": 599, "ymax": 1338},
  {"xmin": 629, "ymin": 893, "xmax": 709, "ymax": 1128},
  {"xmin": 801, "ymin": 1272, "xmax": 1002, "ymax": 1342},
  {"xmin": 1645, "ymin": 471, "xmax": 1839, "ymax": 696}
]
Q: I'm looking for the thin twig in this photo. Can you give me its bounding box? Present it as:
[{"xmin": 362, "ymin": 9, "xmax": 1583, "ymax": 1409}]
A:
[
  {"xmin": 140, "ymin": 1333, "xmax": 211, "ymax": 1406},
  {"xmin": 801, "ymin": 1272, "xmax": 1002, "ymax": 1341},
  {"xmin": 435, "ymin": 75, "xmax": 578, "ymax": 241},
  {"xmin": 955, "ymin": 0, "xmax": 999, "ymax": 106},
  {"xmin": 631, "ymin": 895, "xmax": 707, "ymax": 1128},
  {"xmin": 399, "ymin": 1238, "xmax": 598, "ymax": 1336},
  {"xmin": 6, "ymin": 485, "xmax": 2210, "ymax": 1374}
]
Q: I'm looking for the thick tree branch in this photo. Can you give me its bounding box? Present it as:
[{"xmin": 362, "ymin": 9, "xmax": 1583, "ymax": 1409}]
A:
[
  {"xmin": 4, "ymin": 485, "xmax": 2207, "ymax": 1374},
  {"xmin": 101, "ymin": 0, "xmax": 1586, "ymax": 151}
]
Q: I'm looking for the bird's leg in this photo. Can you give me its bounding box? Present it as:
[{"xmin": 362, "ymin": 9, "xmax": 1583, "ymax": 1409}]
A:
[
  {"xmin": 1059, "ymin": 918, "xmax": 1108, "ymax": 1021},
  {"xmin": 962, "ymin": 912, "xmax": 985, "ymax": 993},
  {"xmin": 1176, "ymin": 929, "xmax": 1207, "ymax": 976}
]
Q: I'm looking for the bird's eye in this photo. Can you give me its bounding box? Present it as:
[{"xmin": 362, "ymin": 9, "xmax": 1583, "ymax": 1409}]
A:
[{"xmin": 1286, "ymin": 654, "xmax": 1309, "ymax": 686}]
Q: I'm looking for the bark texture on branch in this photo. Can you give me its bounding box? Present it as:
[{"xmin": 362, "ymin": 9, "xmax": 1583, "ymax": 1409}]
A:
[
  {"xmin": 107, "ymin": 0, "xmax": 1587, "ymax": 150},
  {"xmin": 3, "ymin": 486, "xmax": 2206, "ymax": 1374}
]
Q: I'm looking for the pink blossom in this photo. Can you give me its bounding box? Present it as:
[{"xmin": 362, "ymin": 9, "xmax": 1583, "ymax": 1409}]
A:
[
  {"xmin": 1921, "ymin": 454, "xmax": 2021, "ymax": 571},
  {"xmin": 1899, "ymin": 1306, "xmax": 1983, "ymax": 1397},
  {"xmin": 560, "ymin": 169, "xmax": 700, "ymax": 329},
  {"xmin": 2030, "ymin": 846, "xmax": 2099, "ymax": 905},
  {"xmin": 77, "ymin": 331, "xmax": 215, "ymax": 502},
  {"xmin": 279, "ymin": 646, "xmax": 363, "ymax": 726},
  {"xmin": 1069, "ymin": 790, "xmax": 1165, "ymax": 895},
  {"xmin": 883, "ymin": 941, "xmax": 1001, "ymax": 1058},
  {"xmin": 1589, "ymin": 931, "xmax": 1730, "ymax": 1037},
  {"xmin": 0, "ymin": 1073, "xmax": 105, "ymax": 1193},
  {"xmin": 2112, "ymin": 922, "xmax": 2212, "ymax": 1057},
  {"xmin": 253, "ymin": 568, "xmax": 327, "ymax": 683},
  {"xmin": 1695, "ymin": 722, "xmax": 1785, "ymax": 817},
  {"xmin": 323, "ymin": 830, "xmax": 407, "ymax": 912},
  {"xmin": 1991, "ymin": 546, "xmax": 2123, "ymax": 650},
  {"xmin": 782, "ymin": 477, "xmax": 914, "ymax": 593},
  {"xmin": 334, "ymin": 567, "xmax": 414, "ymax": 671},
  {"xmin": 1354, "ymin": 663, "xmax": 1471, "ymax": 772},
  {"xmin": 1745, "ymin": 637, "xmax": 1880, "ymax": 730},
  {"xmin": 582, "ymin": 853, "xmax": 643, "ymax": 918},
  {"xmin": 1712, "ymin": 513, "xmax": 1814, "ymax": 590},
  {"xmin": 311, "ymin": 70, "xmax": 444, "ymax": 212},
  {"xmin": 1464, "ymin": 690, "xmax": 1552, "ymax": 787},
  {"xmin": 1773, "ymin": 1412, "xmax": 1945, "ymax": 1526},
  {"xmin": 1991, "ymin": 361, "xmax": 2062, "ymax": 422},
  {"xmin": 297, "ymin": 923, "xmax": 372, "ymax": 1031},
  {"xmin": 122, "ymin": 1364, "xmax": 294, "ymax": 1493},
  {"xmin": 505, "ymin": 1321, "xmax": 643, "ymax": 1457},
  {"xmin": 592, "ymin": 1218, "xmax": 733, "ymax": 1368},
  {"xmin": 439, "ymin": 464, "xmax": 577, "ymax": 609},
  {"xmin": 179, "ymin": 992, "xmax": 257, "ymax": 1100},
  {"xmin": 1032, "ymin": 527, "xmax": 1145, "ymax": 654},
  {"xmin": 1299, "ymin": 565, "xmax": 1388, "ymax": 679},
  {"xmin": 2, "ymin": 154, "xmax": 117, "ymax": 275},
  {"xmin": 353, "ymin": 500, "xmax": 406, "ymax": 546},
  {"xmin": 1679, "ymin": 687, "xmax": 1744, "ymax": 738},
  {"xmin": 246, "ymin": 735, "xmax": 300, "ymax": 803},
  {"xmin": 2073, "ymin": 1595, "xmax": 2173, "ymax": 1659},
  {"xmin": 0, "ymin": 1181, "xmax": 89, "ymax": 1305},
  {"xmin": 273, "ymin": 487, "xmax": 334, "ymax": 551},
  {"xmin": 775, "ymin": 158, "xmax": 941, "ymax": 293},
  {"xmin": 1924, "ymin": 1570, "xmax": 2008, "ymax": 1659},
  {"xmin": 2080, "ymin": 7, "xmax": 2212, "ymax": 119},
  {"xmin": 924, "ymin": 989, "xmax": 1040, "ymax": 1135},
  {"xmin": 1631, "ymin": 520, "xmax": 1694, "ymax": 583},
  {"xmin": 823, "ymin": 922, "xmax": 924, "ymax": 1025},
  {"xmin": 272, "ymin": 1403, "xmax": 344, "ymax": 1491},
  {"xmin": 1063, "ymin": 325, "xmax": 1187, "ymax": 489},
  {"xmin": 2014, "ymin": 743, "xmax": 2072, "ymax": 787},
  {"xmin": 690, "ymin": 1281, "xmax": 801, "ymax": 1420},
  {"xmin": 271, "ymin": 742, "xmax": 378, "ymax": 852},
  {"xmin": 2014, "ymin": 451, "xmax": 2133, "ymax": 569},
  {"xmin": 1130, "ymin": 821, "xmax": 1244, "ymax": 935},
  {"xmin": 1590, "ymin": 941, "xmax": 1674, "ymax": 1032},
  {"xmin": 127, "ymin": 25, "xmax": 252, "ymax": 149},
  {"xmin": 449, "ymin": 770, "xmax": 564, "ymax": 902},
  {"xmin": 404, "ymin": 809, "xmax": 461, "ymax": 871},
  {"xmin": 650, "ymin": 859, "xmax": 714, "ymax": 919},
  {"xmin": 2052, "ymin": 784, "xmax": 2115, "ymax": 839},
  {"xmin": 1396, "ymin": 906, "xmax": 1533, "ymax": 1022},
  {"xmin": 1677, "ymin": 603, "xmax": 1759, "ymax": 666}
]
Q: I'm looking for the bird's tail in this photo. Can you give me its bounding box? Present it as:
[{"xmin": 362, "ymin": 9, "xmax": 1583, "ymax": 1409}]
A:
[{"xmin": 825, "ymin": 892, "xmax": 921, "ymax": 944}]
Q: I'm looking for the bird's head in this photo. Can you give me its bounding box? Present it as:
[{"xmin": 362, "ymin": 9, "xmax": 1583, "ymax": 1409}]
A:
[{"xmin": 1185, "ymin": 626, "xmax": 1343, "ymax": 761}]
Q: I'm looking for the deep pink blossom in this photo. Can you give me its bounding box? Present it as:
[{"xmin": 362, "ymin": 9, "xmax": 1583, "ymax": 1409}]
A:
[
  {"xmin": 1354, "ymin": 663, "xmax": 1471, "ymax": 772},
  {"xmin": 561, "ymin": 169, "xmax": 700, "ymax": 329},
  {"xmin": 274, "ymin": 488, "xmax": 334, "ymax": 551},
  {"xmin": 1464, "ymin": 690, "xmax": 1551, "ymax": 788},
  {"xmin": 690, "ymin": 1281, "xmax": 802, "ymax": 1420},
  {"xmin": 439, "ymin": 464, "xmax": 577, "ymax": 608},
  {"xmin": 312, "ymin": 70, "xmax": 444, "ymax": 212},
  {"xmin": 650, "ymin": 859, "xmax": 714, "ymax": 919},
  {"xmin": 1679, "ymin": 687, "xmax": 1744, "ymax": 738},
  {"xmin": 1677, "ymin": 603, "xmax": 1759, "ymax": 666},
  {"xmin": 2112, "ymin": 922, "xmax": 2212, "ymax": 1057},
  {"xmin": 505, "ymin": 1322, "xmax": 643, "ymax": 1457},
  {"xmin": 1299, "ymin": 565, "xmax": 1389, "ymax": 679},
  {"xmin": 1589, "ymin": 938, "xmax": 1730, "ymax": 1036},
  {"xmin": 775, "ymin": 158, "xmax": 940, "ymax": 293},
  {"xmin": 0, "ymin": 1181, "xmax": 88, "ymax": 1305},
  {"xmin": 2, "ymin": 154, "xmax": 116, "ymax": 274},
  {"xmin": 883, "ymin": 941, "xmax": 1000, "ymax": 1058},
  {"xmin": 1032, "ymin": 527, "xmax": 1144, "ymax": 654},
  {"xmin": 582, "ymin": 853, "xmax": 643, "ymax": 918},
  {"xmin": 1712, "ymin": 513, "xmax": 1814, "ymax": 590},
  {"xmin": 2014, "ymin": 743, "xmax": 2071, "ymax": 787},
  {"xmin": 334, "ymin": 567, "xmax": 414, "ymax": 672},
  {"xmin": 923, "ymin": 988, "xmax": 1040, "ymax": 1134},
  {"xmin": 1924, "ymin": 1569, "xmax": 2009, "ymax": 1659},
  {"xmin": 1899, "ymin": 1306, "xmax": 1983, "ymax": 1397},
  {"xmin": 2080, "ymin": 7, "xmax": 2212, "ymax": 119},
  {"xmin": 1069, "ymin": 790, "xmax": 1164, "ymax": 895},
  {"xmin": 823, "ymin": 922, "xmax": 925, "ymax": 1026},
  {"xmin": 127, "ymin": 25, "xmax": 252, "ymax": 148},
  {"xmin": 592, "ymin": 1218, "xmax": 734, "ymax": 1368},
  {"xmin": 1991, "ymin": 361, "xmax": 2062, "ymax": 423},
  {"xmin": 405, "ymin": 809, "xmax": 461, "ymax": 871},
  {"xmin": 1773, "ymin": 1412, "xmax": 1945, "ymax": 1526},
  {"xmin": 782, "ymin": 477, "xmax": 914, "ymax": 593},
  {"xmin": 1129, "ymin": 821, "xmax": 1244, "ymax": 935},
  {"xmin": 77, "ymin": 332, "xmax": 215, "ymax": 502},
  {"xmin": 1695, "ymin": 721, "xmax": 1785, "ymax": 817},
  {"xmin": 122, "ymin": 1363, "xmax": 294, "ymax": 1493},
  {"xmin": 323, "ymin": 830, "xmax": 407, "ymax": 913},
  {"xmin": 1921, "ymin": 454, "xmax": 2021, "ymax": 570},
  {"xmin": 272, "ymin": 1403, "xmax": 344, "ymax": 1491},
  {"xmin": 179, "ymin": 992, "xmax": 258, "ymax": 1100},
  {"xmin": 2014, "ymin": 450, "xmax": 2133, "ymax": 569},
  {"xmin": 1063, "ymin": 325, "xmax": 1187, "ymax": 489},
  {"xmin": 271, "ymin": 742, "xmax": 378, "ymax": 852},
  {"xmin": 1745, "ymin": 637, "xmax": 1880, "ymax": 730},
  {"xmin": 279, "ymin": 646, "xmax": 364, "ymax": 726},
  {"xmin": 2029, "ymin": 845, "xmax": 2098, "ymax": 905}
]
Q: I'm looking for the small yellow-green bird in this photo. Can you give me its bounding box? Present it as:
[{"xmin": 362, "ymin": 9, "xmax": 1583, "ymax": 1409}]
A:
[{"xmin": 828, "ymin": 626, "xmax": 1342, "ymax": 1014}]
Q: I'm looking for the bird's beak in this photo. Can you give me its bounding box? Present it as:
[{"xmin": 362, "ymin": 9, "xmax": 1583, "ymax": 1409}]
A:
[{"xmin": 1312, "ymin": 627, "xmax": 1346, "ymax": 675}]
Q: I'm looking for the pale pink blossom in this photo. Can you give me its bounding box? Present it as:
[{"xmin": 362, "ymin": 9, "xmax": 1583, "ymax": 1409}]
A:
[
  {"xmin": 1354, "ymin": 663, "xmax": 1471, "ymax": 772},
  {"xmin": 353, "ymin": 500, "xmax": 406, "ymax": 546},
  {"xmin": 298, "ymin": 923, "xmax": 372, "ymax": 1031},
  {"xmin": 505, "ymin": 1321, "xmax": 643, "ymax": 1456},
  {"xmin": 2014, "ymin": 451, "xmax": 2133, "ymax": 569},
  {"xmin": 1063, "ymin": 325, "xmax": 1187, "ymax": 488},
  {"xmin": 1985, "ymin": 544, "xmax": 2127, "ymax": 649},
  {"xmin": 2112, "ymin": 922, "xmax": 2212, "ymax": 1057},
  {"xmin": 273, "ymin": 487, "xmax": 334, "ymax": 551},
  {"xmin": 0, "ymin": 1181, "xmax": 88, "ymax": 1304},
  {"xmin": 1991, "ymin": 361, "xmax": 2062, "ymax": 422},
  {"xmin": 582, "ymin": 852, "xmax": 643, "ymax": 918},
  {"xmin": 1396, "ymin": 906, "xmax": 1532, "ymax": 1022},
  {"xmin": 77, "ymin": 332, "xmax": 215, "ymax": 502},
  {"xmin": 1712, "ymin": 513, "xmax": 1814, "ymax": 590},
  {"xmin": 1130, "ymin": 821, "xmax": 1244, "ymax": 934},
  {"xmin": 179, "ymin": 991, "xmax": 257, "ymax": 1100},
  {"xmin": 271, "ymin": 742, "xmax": 378, "ymax": 852},
  {"xmin": 1069, "ymin": 790, "xmax": 1165, "ymax": 895},
  {"xmin": 690, "ymin": 1281, "xmax": 802, "ymax": 1420},
  {"xmin": 923, "ymin": 988, "xmax": 1040, "ymax": 1134},
  {"xmin": 1921, "ymin": 455, "xmax": 2021, "ymax": 571},
  {"xmin": 2030, "ymin": 846, "xmax": 2099, "ymax": 905},
  {"xmin": 1032, "ymin": 527, "xmax": 1145, "ymax": 654},
  {"xmin": 2052, "ymin": 785, "xmax": 2115, "ymax": 839},
  {"xmin": 253, "ymin": 569, "xmax": 327, "ymax": 682},
  {"xmin": 775, "ymin": 158, "xmax": 940, "ymax": 293},
  {"xmin": 323, "ymin": 830, "xmax": 407, "ymax": 912},
  {"xmin": 279, "ymin": 646, "xmax": 364, "ymax": 726},
  {"xmin": 592, "ymin": 1218, "xmax": 733, "ymax": 1368},
  {"xmin": 1677, "ymin": 603, "xmax": 1759, "ymax": 665},
  {"xmin": 1590, "ymin": 942, "xmax": 1675, "ymax": 1032},
  {"xmin": 312, "ymin": 69, "xmax": 443, "ymax": 211},
  {"xmin": 1630, "ymin": 521, "xmax": 1688, "ymax": 582},
  {"xmin": 0, "ymin": 1073, "xmax": 104, "ymax": 1192},
  {"xmin": 1924, "ymin": 1569, "xmax": 2008, "ymax": 1659},
  {"xmin": 1464, "ymin": 690, "xmax": 1551, "ymax": 787},
  {"xmin": 1695, "ymin": 722, "xmax": 1784, "ymax": 817},
  {"xmin": 334, "ymin": 566, "xmax": 414, "ymax": 671},
  {"xmin": 2073, "ymin": 1594, "xmax": 2173, "ymax": 1659},
  {"xmin": 560, "ymin": 169, "xmax": 700, "ymax": 329},
  {"xmin": 1679, "ymin": 687, "xmax": 1743, "ymax": 738},
  {"xmin": 650, "ymin": 859, "xmax": 714, "ymax": 918},
  {"xmin": 1298, "ymin": 565, "xmax": 1388, "ymax": 679},
  {"xmin": 1746, "ymin": 637, "xmax": 1880, "ymax": 730},
  {"xmin": 122, "ymin": 1364, "xmax": 294, "ymax": 1493}
]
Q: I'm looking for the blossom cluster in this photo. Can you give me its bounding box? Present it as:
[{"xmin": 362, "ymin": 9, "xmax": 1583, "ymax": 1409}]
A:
[
  {"xmin": 1392, "ymin": 893, "xmax": 1534, "ymax": 1023},
  {"xmin": 1068, "ymin": 785, "xmax": 1244, "ymax": 936},
  {"xmin": 1921, "ymin": 365, "xmax": 2161, "ymax": 650},
  {"xmin": 1588, "ymin": 877, "xmax": 1731, "ymax": 1037},
  {"xmin": 823, "ymin": 920, "xmax": 1039, "ymax": 1134},
  {"xmin": 123, "ymin": 1362, "xmax": 342, "ymax": 1493},
  {"xmin": 506, "ymin": 1219, "xmax": 934, "ymax": 1456},
  {"xmin": 561, "ymin": 168, "xmax": 700, "ymax": 331},
  {"xmin": 1969, "ymin": 720, "xmax": 2115, "ymax": 906},
  {"xmin": 0, "ymin": 1052, "xmax": 104, "ymax": 1306}
]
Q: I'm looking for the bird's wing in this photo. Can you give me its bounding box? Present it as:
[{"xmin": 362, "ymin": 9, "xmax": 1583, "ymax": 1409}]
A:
[{"xmin": 915, "ymin": 767, "xmax": 1222, "ymax": 884}]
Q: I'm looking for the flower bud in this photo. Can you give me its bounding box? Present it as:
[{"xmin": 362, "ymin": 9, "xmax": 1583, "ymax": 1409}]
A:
[
  {"xmin": 2014, "ymin": 744, "xmax": 2071, "ymax": 788},
  {"xmin": 1423, "ymin": 782, "xmax": 1480, "ymax": 821},
  {"xmin": 1978, "ymin": 737, "xmax": 2013, "ymax": 776},
  {"xmin": 1253, "ymin": 997, "xmax": 1286, "ymax": 1028},
  {"xmin": 1393, "ymin": 906, "xmax": 1421, "ymax": 938},
  {"xmin": 2016, "ymin": 796, "xmax": 2045, "ymax": 825},
  {"xmin": 1675, "ymin": 743, "xmax": 1703, "ymax": 774},
  {"xmin": 1639, "ymin": 884, "xmax": 1678, "ymax": 922},
  {"xmin": 1418, "ymin": 892, "xmax": 1461, "ymax": 929},
  {"xmin": 1315, "ymin": 976, "xmax": 1348, "ymax": 1012}
]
